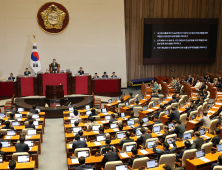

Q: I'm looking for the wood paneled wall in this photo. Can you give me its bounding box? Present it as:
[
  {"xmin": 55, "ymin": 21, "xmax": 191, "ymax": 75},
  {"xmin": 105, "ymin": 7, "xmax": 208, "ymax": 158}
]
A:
[{"xmin": 124, "ymin": 0, "xmax": 222, "ymax": 86}]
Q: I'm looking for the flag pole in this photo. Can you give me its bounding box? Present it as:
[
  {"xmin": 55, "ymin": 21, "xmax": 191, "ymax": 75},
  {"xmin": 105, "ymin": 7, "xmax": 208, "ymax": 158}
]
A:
[{"xmin": 33, "ymin": 35, "xmax": 36, "ymax": 42}]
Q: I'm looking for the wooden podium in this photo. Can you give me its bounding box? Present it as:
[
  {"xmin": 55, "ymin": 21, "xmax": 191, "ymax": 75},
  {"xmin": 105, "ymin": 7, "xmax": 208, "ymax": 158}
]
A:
[{"xmin": 45, "ymin": 85, "xmax": 64, "ymax": 99}]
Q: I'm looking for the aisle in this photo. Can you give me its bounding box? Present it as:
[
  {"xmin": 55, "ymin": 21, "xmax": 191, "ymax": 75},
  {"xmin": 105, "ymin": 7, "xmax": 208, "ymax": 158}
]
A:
[{"xmin": 38, "ymin": 118, "xmax": 67, "ymax": 170}]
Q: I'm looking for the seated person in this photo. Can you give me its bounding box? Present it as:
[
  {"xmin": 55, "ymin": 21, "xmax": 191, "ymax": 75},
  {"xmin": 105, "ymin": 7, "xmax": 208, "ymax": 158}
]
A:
[
  {"xmin": 170, "ymin": 120, "xmax": 186, "ymax": 139},
  {"xmin": 168, "ymin": 107, "xmax": 180, "ymax": 122},
  {"xmin": 0, "ymin": 143, "xmax": 6, "ymax": 161},
  {"xmin": 187, "ymin": 104, "xmax": 195, "ymax": 118},
  {"xmin": 102, "ymin": 72, "xmax": 108, "ymax": 78},
  {"xmin": 210, "ymin": 155, "xmax": 222, "ymax": 170},
  {"xmin": 151, "ymin": 91, "xmax": 159, "ymax": 98},
  {"xmin": 72, "ymin": 134, "xmax": 87, "ymax": 150},
  {"xmin": 88, "ymin": 108, "xmax": 97, "ymax": 118},
  {"xmin": 175, "ymin": 82, "xmax": 182, "ymax": 92},
  {"xmin": 137, "ymin": 127, "xmax": 151, "ymax": 147},
  {"xmin": 99, "ymin": 138, "xmax": 114, "ymax": 154},
  {"xmin": 119, "ymin": 131, "xmax": 134, "ymax": 146},
  {"xmin": 75, "ymin": 157, "xmax": 93, "ymax": 170},
  {"xmin": 153, "ymin": 138, "xmax": 177, "ymax": 160},
  {"xmin": 118, "ymin": 124, "xmax": 123, "ymax": 131},
  {"xmin": 160, "ymin": 125, "xmax": 172, "ymax": 143},
  {"xmin": 180, "ymin": 89, "xmax": 186, "ymax": 95},
  {"xmin": 168, "ymin": 94, "xmax": 177, "ymax": 105},
  {"xmin": 203, "ymin": 90, "xmax": 208, "ymax": 99},
  {"xmin": 186, "ymin": 75, "xmax": 192, "ymax": 84},
  {"xmin": 15, "ymin": 136, "xmax": 29, "ymax": 152},
  {"xmin": 197, "ymin": 97, "xmax": 205, "ymax": 107},
  {"xmin": 133, "ymin": 120, "xmax": 144, "ymax": 134},
  {"xmin": 102, "ymin": 145, "xmax": 120, "ymax": 164},
  {"xmin": 78, "ymin": 130, "xmax": 83, "ymax": 137},
  {"xmin": 151, "ymin": 81, "xmax": 159, "ymax": 92},
  {"xmin": 11, "ymin": 106, "xmax": 19, "ymax": 114},
  {"xmin": 129, "ymin": 92, "xmax": 133, "ymax": 99},
  {"xmin": 128, "ymin": 146, "xmax": 144, "ymax": 167},
  {"xmin": 132, "ymin": 100, "xmax": 140, "ymax": 108},
  {"xmin": 195, "ymin": 79, "xmax": 202, "ymax": 90},
  {"xmin": 191, "ymin": 131, "xmax": 204, "ymax": 150},
  {"xmin": 170, "ymin": 77, "xmax": 176, "ymax": 86},
  {"xmin": 109, "ymin": 114, "xmax": 117, "ymax": 124},
  {"xmin": 25, "ymin": 120, "xmax": 35, "ymax": 129},
  {"xmin": 8, "ymin": 73, "xmax": 15, "ymax": 81},
  {"xmin": 152, "ymin": 104, "xmax": 165, "ymax": 118},
  {"xmin": 9, "ymin": 160, "xmax": 16, "ymax": 170},
  {"xmin": 25, "ymin": 115, "xmax": 35, "ymax": 122},
  {"xmin": 192, "ymin": 78, "xmax": 199, "ymax": 86},
  {"xmin": 173, "ymin": 78, "xmax": 181, "ymax": 88},
  {"xmin": 128, "ymin": 112, "xmax": 137, "ymax": 120},
  {"xmin": 29, "ymin": 105, "xmax": 39, "ymax": 114},
  {"xmin": 87, "ymin": 117, "xmax": 98, "ymax": 130},
  {"xmin": 176, "ymin": 94, "xmax": 180, "ymax": 102},
  {"xmin": 151, "ymin": 115, "xmax": 162, "ymax": 130},
  {"xmin": 211, "ymin": 128, "xmax": 221, "ymax": 148},
  {"xmin": 78, "ymin": 67, "xmax": 84, "ymax": 75},
  {"xmin": 196, "ymin": 111, "xmax": 210, "ymax": 128},
  {"xmin": 150, "ymin": 80, "xmax": 154, "ymax": 88},
  {"xmin": 24, "ymin": 68, "xmax": 31, "ymax": 76},
  {"xmin": 92, "ymin": 73, "xmax": 99, "ymax": 79},
  {"xmin": 2, "ymin": 121, "xmax": 14, "ymax": 130},
  {"xmin": 8, "ymin": 113, "xmax": 17, "ymax": 121},
  {"xmin": 111, "ymin": 72, "xmax": 117, "ymax": 78},
  {"xmin": 176, "ymin": 140, "xmax": 192, "ymax": 162},
  {"xmin": 50, "ymin": 59, "xmax": 59, "ymax": 72},
  {"xmin": 74, "ymin": 121, "xmax": 79, "ymax": 127},
  {"xmin": 199, "ymin": 81, "xmax": 206, "ymax": 91},
  {"xmin": 190, "ymin": 99, "xmax": 197, "ymax": 109},
  {"xmin": 71, "ymin": 109, "xmax": 80, "ymax": 119},
  {"xmin": 99, "ymin": 127, "xmax": 106, "ymax": 136}
]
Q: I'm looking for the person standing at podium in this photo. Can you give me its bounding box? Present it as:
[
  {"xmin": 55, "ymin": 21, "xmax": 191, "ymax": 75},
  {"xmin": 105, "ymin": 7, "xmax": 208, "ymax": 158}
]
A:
[
  {"xmin": 24, "ymin": 68, "xmax": 31, "ymax": 76},
  {"xmin": 8, "ymin": 73, "xmax": 15, "ymax": 81},
  {"xmin": 111, "ymin": 72, "xmax": 117, "ymax": 78},
  {"xmin": 102, "ymin": 72, "xmax": 108, "ymax": 78},
  {"xmin": 78, "ymin": 67, "xmax": 84, "ymax": 75},
  {"xmin": 50, "ymin": 59, "xmax": 59, "ymax": 72}
]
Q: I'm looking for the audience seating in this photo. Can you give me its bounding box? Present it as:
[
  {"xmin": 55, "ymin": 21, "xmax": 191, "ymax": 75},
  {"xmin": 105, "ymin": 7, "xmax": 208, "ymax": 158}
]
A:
[
  {"xmin": 102, "ymin": 161, "xmax": 123, "ymax": 170},
  {"xmin": 175, "ymin": 149, "xmax": 197, "ymax": 167},
  {"xmin": 131, "ymin": 157, "xmax": 149, "ymax": 169},
  {"xmin": 122, "ymin": 142, "xmax": 137, "ymax": 152},
  {"xmin": 201, "ymin": 142, "xmax": 213, "ymax": 154},
  {"xmin": 159, "ymin": 154, "xmax": 176, "ymax": 170}
]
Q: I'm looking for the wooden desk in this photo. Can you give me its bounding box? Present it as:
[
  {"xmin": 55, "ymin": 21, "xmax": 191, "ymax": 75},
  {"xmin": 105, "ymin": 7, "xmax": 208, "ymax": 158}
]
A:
[
  {"xmin": 0, "ymin": 161, "xmax": 35, "ymax": 170},
  {"xmin": 133, "ymin": 164, "xmax": 164, "ymax": 170},
  {"xmin": 104, "ymin": 95, "xmax": 130, "ymax": 112}
]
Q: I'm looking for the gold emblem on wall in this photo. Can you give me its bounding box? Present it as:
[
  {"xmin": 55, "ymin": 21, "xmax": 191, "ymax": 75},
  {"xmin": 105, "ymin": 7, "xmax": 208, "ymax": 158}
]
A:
[{"xmin": 37, "ymin": 2, "xmax": 69, "ymax": 34}]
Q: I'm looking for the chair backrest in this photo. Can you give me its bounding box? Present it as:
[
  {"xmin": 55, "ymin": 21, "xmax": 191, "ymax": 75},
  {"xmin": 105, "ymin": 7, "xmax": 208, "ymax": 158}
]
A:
[
  {"xmin": 145, "ymin": 138, "xmax": 158, "ymax": 148},
  {"xmin": 74, "ymin": 148, "xmax": 90, "ymax": 157},
  {"xmin": 122, "ymin": 142, "xmax": 137, "ymax": 152},
  {"xmin": 6, "ymin": 112, "xmax": 12, "ymax": 117},
  {"xmin": 220, "ymin": 139, "xmax": 222, "ymax": 144},
  {"xmin": 100, "ymin": 146, "xmax": 116, "ymax": 154},
  {"xmin": 178, "ymin": 99, "xmax": 183, "ymax": 108},
  {"xmin": 213, "ymin": 166, "xmax": 222, "ymax": 170},
  {"xmin": 132, "ymin": 157, "xmax": 149, "ymax": 169},
  {"xmin": 159, "ymin": 154, "xmax": 176, "ymax": 170},
  {"xmin": 151, "ymin": 98, "xmax": 159, "ymax": 105},
  {"xmin": 92, "ymin": 116, "xmax": 100, "ymax": 121},
  {"xmin": 104, "ymin": 161, "xmax": 123, "ymax": 170},
  {"xmin": 152, "ymin": 123, "xmax": 164, "ymax": 132},
  {"xmin": 24, "ymin": 121, "xmax": 29, "ymax": 125},
  {"xmin": 113, "ymin": 121, "xmax": 122, "ymax": 126},
  {"xmin": 130, "ymin": 118, "xmax": 139, "ymax": 124},
  {"xmin": 196, "ymin": 106, "xmax": 203, "ymax": 117},
  {"xmin": 148, "ymin": 101, "xmax": 154, "ymax": 108},
  {"xmin": 70, "ymin": 118, "xmax": 82, "ymax": 123},
  {"xmin": 135, "ymin": 94, "xmax": 139, "ymax": 99},
  {"xmin": 166, "ymin": 105, "xmax": 171, "ymax": 112},
  {"xmin": 159, "ymin": 111, "xmax": 165, "ymax": 119},
  {"xmin": 180, "ymin": 113, "xmax": 187, "ymax": 125},
  {"xmin": 171, "ymin": 103, "xmax": 179, "ymax": 108},
  {"xmin": 133, "ymin": 107, "xmax": 143, "ymax": 117},
  {"xmin": 189, "ymin": 111, "xmax": 198, "ymax": 120},
  {"xmin": 0, "ymin": 129, "xmax": 8, "ymax": 135},
  {"xmin": 117, "ymin": 103, "xmax": 125, "ymax": 113},
  {"xmin": 201, "ymin": 142, "xmax": 213, "ymax": 154},
  {"xmin": 158, "ymin": 94, "xmax": 164, "ymax": 101},
  {"xmin": 129, "ymin": 99, "xmax": 135, "ymax": 104},
  {"xmin": 12, "ymin": 152, "xmax": 29, "ymax": 161},
  {"xmin": 181, "ymin": 149, "xmax": 197, "ymax": 167},
  {"xmin": 183, "ymin": 130, "xmax": 194, "ymax": 140},
  {"xmin": 22, "ymin": 128, "xmax": 34, "ymax": 135},
  {"xmin": 209, "ymin": 119, "xmax": 218, "ymax": 134},
  {"xmin": 204, "ymin": 98, "xmax": 209, "ymax": 103},
  {"xmin": 165, "ymin": 134, "xmax": 177, "ymax": 142}
]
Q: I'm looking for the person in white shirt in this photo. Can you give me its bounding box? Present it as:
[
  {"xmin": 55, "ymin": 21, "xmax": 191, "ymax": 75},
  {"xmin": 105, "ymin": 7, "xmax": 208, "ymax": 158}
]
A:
[{"xmin": 195, "ymin": 79, "xmax": 201, "ymax": 90}]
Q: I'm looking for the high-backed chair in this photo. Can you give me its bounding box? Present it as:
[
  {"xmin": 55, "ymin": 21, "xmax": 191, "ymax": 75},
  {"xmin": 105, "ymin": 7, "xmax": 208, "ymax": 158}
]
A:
[
  {"xmin": 136, "ymin": 127, "xmax": 148, "ymax": 134},
  {"xmin": 201, "ymin": 142, "xmax": 213, "ymax": 154},
  {"xmin": 103, "ymin": 161, "xmax": 123, "ymax": 170},
  {"xmin": 204, "ymin": 98, "xmax": 209, "ymax": 103},
  {"xmin": 158, "ymin": 94, "xmax": 164, "ymax": 101},
  {"xmin": 196, "ymin": 106, "xmax": 203, "ymax": 117},
  {"xmin": 180, "ymin": 113, "xmax": 187, "ymax": 126},
  {"xmin": 148, "ymin": 101, "xmax": 154, "ymax": 108},
  {"xmin": 129, "ymin": 99, "xmax": 135, "ymax": 105},
  {"xmin": 159, "ymin": 111, "xmax": 165, "ymax": 119},
  {"xmin": 113, "ymin": 121, "xmax": 122, "ymax": 126},
  {"xmin": 209, "ymin": 119, "xmax": 218, "ymax": 134},
  {"xmin": 22, "ymin": 128, "xmax": 34, "ymax": 135},
  {"xmin": 159, "ymin": 154, "xmax": 176, "ymax": 170},
  {"xmin": 6, "ymin": 112, "xmax": 12, "ymax": 117},
  {"xmin": 92, "ymin": 92, "xmax": 101, "ymax": 108},
  {"xmin": 99, "ymin": 146, "xmax": 116, "ymax": 154},
  {"xmin": 0, "ymin": 129, "xmax": 8, "ymax": 135},
  {"xmin": 116, "ymin": 103, "xmax": 125, "ymax": 113},
  {"xmin": 175, "ymin": 149, "xmax": 197, "ymax": 167},
  {"xmin": 151, "ymin": 98, "xmax": 159, "ymax": 105},
  {"xmin": 129, "ymin": 118, "xmax": 139, "ymax": 124},
  {"xmin": 165, "ymin": 134, "xmax": 177, "ymax": 142},
  {"xmin": 74, "ymin": 148, "xmax": 90, "ymax": 157},
  {"xmin": 202, "ymin": 102, "xmax": 208, "ymax": 112},
  {"xmin": 12, "ymin": 152, "xmax": 29, "ymax": 161},
  {"xmin": 133, "ymin": 106, "xmax": 143, "ymax": 117},
  {"xmin": 71, "ymin": 118, "xmax": 82, "ymax": 123},
  {"xmin": 213, "ymin": 166, "xmax": 222, "ymax": 170},
  {"xmin": 92, "ymin": 116, "xmax": 100, "ymax": 121},
  {"xmin": 131, "ymin": 157, "xmax": 149, "ymax": 169},
  {"xmin": 166, "ymin": 105, "xmax": 171, "ymax": 112},
  {"xmin": 220, "ymin": 139, "xmax": 222, "ymax": 144},
  {"xmin": 189, "ymin": 111, "xmax": 198, "ymax": 120},
  {"xmin": 183, "ymin": 130, "xmax": 194, "ymax": 140},
  {"xmin": 178, "ymin": 99, "xmax": 183, "ymax": 109},
  {"xmin": 122, "ymin": 142, "xmax": 137, "ymax": 152},
  {"xmin": 152, "ymin": 123, "xmax": 164, "ymax": 132},
  {"xmin": 171, "ymin": 103, "xmax": 179, "ymax": 108},
  {"xmin": 135, "ymin": 94, "xmax": 139, "ymax": 99},
  {"xmin": 145, "ymin": 138, "xmax": 158, "ymax": 148}
]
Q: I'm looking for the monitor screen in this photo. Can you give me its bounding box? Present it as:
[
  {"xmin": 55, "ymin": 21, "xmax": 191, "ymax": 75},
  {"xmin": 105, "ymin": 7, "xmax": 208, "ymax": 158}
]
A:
[
  {"xmin": 196, "ymin": 150, "xmax": 205, "ymax": 158},
  {"xmin": 167, "ymin": 138, "xmax": 175, "ymax": 144},
  {"xmin": 153, "ymin": 126, "xmax": 161, "ymax": 132},
  {"xmin": 11, "ymin": 121, "xmax": 20, "ymax": 126},
  {"xmin": 105, "ymin": 115, "xmax": 111, "ymax": 120},
  {"xmin": 146, "ymin": 160, "xmax": 156, "ymax": 169},
  {"xmin": 168, "ymin": 123, "xmax": 174, "ymax": 129},
  {"xmin": 80, "ymin": 137, "xmax": 86, "ymax": 141},
  {"xmin": 70, "ymin": 119, "xmax": 78, "ymax": 124},
  {"xmin": 102, "ymin": 108, "xmax": 107, "ymax": 113},
  {"xmin": 217, "ymin": 144, "xmax": 222, "ymax": 152},
  {"xmin": 73, "ymin": 127, "xmax": 82, "ymax": 133},
  {"xmin": 18, "ymin": 108, "xmax": 24, "ymax": 112},
  {"xmin": 1, "ymin": 141, "xmax": 10, "ymax": 148},
  {"xmin": 32, "ymin": 114, "xmax": 39, "ymax": 119},
  {"xmin": 27, "ymin": 130, "xmax": 36, "ymax": 136},
  {"xmin": 181, "ymin": 103, "xmax": 184, "ymax": 108},
  {"xmin": 136, "ymin": 129, "xmax": 142, "ymax": 136},
  {"xmin": 127, "ymin": 120, "xmax": 135, "ymax": 126},
  {"xmin": 24, "ymin": 140, "xmax": 34, "ymax": 147},
  {"xmin": 110, "ymin": 123, "xmax": 118, "ymax": 129},
  {"xmin": 92, "ymin": 125, "xmax": 100, "ymax": 131},
  {"xmin": 184, "ymin": 133, "xmax": 191, "ymax": 140},
  {"xmin": 86, "ymin": 111, "xmax": 91, "ymax": 116},
  {"xmin": 82, "ymin": 168, "xmax": 95, "ymax": 170},
  {"xmin": 85, "ymin": 105, "xmax": 90, "ymax": 110},
  {"xmin": 142, "ymin": 117, "xmax": 148, "ymax": 122},
  {"xmin": 96, "ymin": 135, "xmax": 106, "ymax": 142},
  {"xmin": 165, "ymin": 110, "xmax": 169, "ymax": 115},
  {"xmin": 125, "ymin": 102, "xmax": 129, "ymax": 106},
  {"xmin": 7, "ymin": 130, "xmax": 16, "ymax": 136},
  {"xmin": 77, "ymin": 151, "xmax": 89, "ymax": 158},
  {"xmin": 15, "ymin": 114, "xmax": 22, "ymax": 118},
  {"xmin": 152, "ymin": 103, "xmax": 155, "ymax": 107},
  {"xmin": 120, "ymin": 112, "xmax": 125, "ymax": 117},
  {"xmin": 192, "ymin": 114, "xmax": 196, "ymax": 119},
  {"xmin": 143, "ymin": 106, "xmax": 148, "ymax": 110},
  {"xmin": 126, "ymin": 145, "xmax": 134, "ymax": 153},
  {"xmin": 17, "ymin": 155, "xmax": 30, "ymax": 163},
  {"xmin": 117, "ymin": 132, "xmax": 126, "ymax": 139},
  {"xmin": 0, "ymin": 113, "xmax": 5, "ymax": 118},
  {"xmin": 115, "ymin": 165, "xmax": 128, "ymax": 170},
  {"xmin": 108, "ymin": 99, "xmax": 112, "ymax": 103},
  {"xmin": 33, "ymin": 121, "xmax": 39, "ymax": 126},
  {"xmin": 147, "ymin": 141, "xmax": 155, "ymax": 149},
  {"xmin": 199, "ymin": 129, "xmax": 205, "ymax": 136}
]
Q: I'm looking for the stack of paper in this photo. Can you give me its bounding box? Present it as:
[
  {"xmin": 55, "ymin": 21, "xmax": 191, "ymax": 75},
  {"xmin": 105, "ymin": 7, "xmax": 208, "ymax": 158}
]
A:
[
  {"xmin": 101, "ymin": 121, "xmax": 107, "ymax": 123},
  {"xmin": 106, "ymin": 104, "xmax": 111, "ymax": 106},
  {"xmin": 147, "ymin": 109, "xmax": 154, "ymax": 112},
  {"xmin": 189, "ymin": 120, "xmax": 197, "ymax": 123},
  {"xmin": 113, "ymin": 128, "xmax": 119, "ymax": 132},
  {"xmin": 139, "ymin": 150, "xmax": 148, "ymax": 154},
  {"xmin": 215, "ymin": 103, "xmax": 222, "ymax": 105},
  {"xmin": 120, "ymin": 153, "xmax": 129, "ymax": 158},
  {"xmin": 199, "ymin": 157, "xmax": 210, "ymax": 162},
  {"xmin": 94, "ymin": 142, "xmax": 101, "ymax": 146},
  {"xmin": 5, "ymin": 136, "xmax": 11, "ymax": 139},
  {"xmin": 72, "ymin": 159, "xmax": 79, "ymax": 164}
]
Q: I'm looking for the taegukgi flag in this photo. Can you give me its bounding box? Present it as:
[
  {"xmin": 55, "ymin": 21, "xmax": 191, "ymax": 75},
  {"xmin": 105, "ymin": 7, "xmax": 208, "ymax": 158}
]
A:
[{"xmin": 30, "ymin": 38, "xmax": 42, "ymax": 73}]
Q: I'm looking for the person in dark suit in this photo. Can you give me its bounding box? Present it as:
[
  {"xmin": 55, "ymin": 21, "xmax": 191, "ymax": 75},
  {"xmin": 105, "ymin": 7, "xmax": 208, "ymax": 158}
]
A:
[
  {"xmin": 2, "ymin": 121, "xmax": 14, "ymax": 130},
  {"xmin": 186, "ymin": 75, "xmax": 192, "ymax": 84},
  {"xmin": 128, "ymin": 146, "xmax": 144, "ymax": 167},
  {"xmin": 171, "ymin": 120, "xmax": 186, "ymax": 139},
  {"xmin": 98, "ymin": 138, "xmax": 115, "ymax": 154},
  {"xmin": 25, "ymin": 115, "xmax": 35, "ymax": 122},
  {"xmin": 119, "ymin": 131, "xmax": 134, "ymax": 146},
  {"xmin": 92, "ymin": 73, "xmax": 99, "ymax": 79},
  {"xmin": 215, "ymin": 80, "xmax": 222, "ymax": 90},
  {"xmin": 29, "ymin": 105, "xmax": 39, "ymax": 114},
  {"xmin": 191, "ymin": 131, "xmax": 204, "ymax": 150},
  {"xmin": 133, "ymin": 120, "xmax": 144, "ymax": 134},
  {"xmin": 211, "ymin": 128, "xmax": 221, "ymax": 148},
  {"xmin": 180, "ymin": 89, "xmax": 187, "ymax": 96},
  {"xmin": 109, "ymin": 114, "xmax": 117, "ymax": 124},
  {"xmin": 8, "ymin": 73, "xmax": 15, "ymax": 81},
  {"xmin": 72, "ymin": 134, "xmax": 88, "ymax": 150},
  {"xmin": 50, "ymin": 59, "xmax": 59, "ymax": 72},
  {"xmin": 137, "ymin": 127, "xmax": 152, "ymax": 147},
  {"xmin": 160, "ymin": 126, "xmax": 172, "ymax": 143},
  {"xmin": 175, "ymin": 82, "xmax": 182, "ymax": 92},
  {"xmin": 15, "ymin": 136, "xmax": 29, "ymax": 152},
  {"xmin": 102, "ymin": 72, "xmax": 108, "ymax": 78},
  {"xmin": 176, "ymin": 140, "xmax": 192, "ymax": 162},
  {"xmin": 24, "ymin": 68, "xmax": 31, "ymax": 76},
  {"xmin": 176, "ymin": 94, "xmax": 181, "ymax": 102},
  {"xmin": 190, "ymin": 99, "xmax": 197, "ymax": 109},
  {"xmin": 75, "ymin": 157, "xmax": 93, "ymax": 170},
  {"xmin": 0, "ymin": 143, "xmax": 6, "ymax": 161},
  {"xmin": 168, "ymin": 107, "xmax": 180, "ymax": 122},
  {"xmin": 168, "ymin": 94, "xmax": 177, "ymax": 105},
  {"xmin": 111, "ymin": 72, "xmax": 117, "ymax": 78},
  {"xmin": 152, "ymin": 104, "xmax": 165, "ymax": 118},
  {"xmin": 102, "ymin": 145, "xmax": 120, "ymax": 164},
  {"xmin": 153, "ymin": 138, "xmax": 177, "ymax": 160},
  {"xmin": 88, "ymin": 108, "xmax": 97, "ymax": 118},
  {"xmin": 99, "ymin": 126, "xmax": 107, "ymax": 136},
  {"xmin": 9, "ymin": 160, "xmax": 16, "ymax": 170},
  {"xmin": 151, "ymin": 91, "xmax": 159, "ymax": 98},
  {"xmin": 187, "ymin": 104, "xmax": 195, "ymax": 118},
  {"xmin": 199, "ymin": 81, "xmax": 206, "ymax": 91},
  {"xmin": 210, "ymin": 155, "xmax": 222, "ymax": 170},
  {"xmin": 197, "ymin": 97, "xmax": 205, "ymax": 107},
  {"xmin": 203, "ymin": 90, "xmax": 208, "ymax": 99},
  {"xmin": 150, "ymin": 115, "xmax": 162, "ymax": 130},
  {"xmin": 25, "ymin": 120, "xmax": 35, "ymax": 129},
  {"xmin": 63, "ymin": 98, "xmax": 71, "ymax": 106},
  {"xmin": 129, "ymin": 92, "xmax": 133, "ymax": 100},
  {"xmin": 8, "ymin": 113, "xmax": 17, "ymax": 121},
  {"xmin": 78, "ymin": 67, "xmax": 84, "ymax": 75}
]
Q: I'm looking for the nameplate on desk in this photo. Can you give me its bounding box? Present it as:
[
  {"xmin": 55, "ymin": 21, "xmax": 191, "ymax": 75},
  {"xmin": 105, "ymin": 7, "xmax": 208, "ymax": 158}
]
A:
[
  {"xmin": 93, "ymin": 131, "xmax": 99, "ymax": 134},
  {"xmin": 179, "ymin": 111, "xmax": 182, "ymax": 113},
  {"xmin": 167, "ymin": 97, "xmax": 172, "ymax": 99},
  {"xmin": 208, "ymin": 111, "xmax": 214, "ymax": 113},
  {"xmin": 155, "ymin": 132, "xmax": 162, "ymax": 136},
  {"xmin": 154, "ymin": 107, "xmax": 159, "ymax": 109},
  {"xmin": 120, "ymin": 153, "xmax": 128, "ymax": 158},
  {"xmin": 18, "ymin": 119, "xmax": 22, "ymax": 121},
  {"xmin": 142, "ymin": 99, "xmax": 146, "ymax": 100},
  {"xmin": 94, "ymin": 142, "xmax": 101, "ymax": 146},
  {"xmin": 71, "ymin": 159, "xmax": 79, "ymax": 164},
  {"xmin": 103, "ymin": 113, "xmax": 109, "ymax": 115},
  {"xmin": 139, "ymin": 150, "xmax": 148, "ymax": 154}
]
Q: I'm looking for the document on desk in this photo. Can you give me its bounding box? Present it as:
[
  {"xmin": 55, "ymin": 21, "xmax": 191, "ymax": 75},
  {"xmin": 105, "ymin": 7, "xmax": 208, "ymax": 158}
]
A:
[
  {"xmin": 71, "ymin": 124, "xmax": 74, "ymax": 127},
  {"xmin": 103, "ymin": 113, "xmax": 109, "ymax": 115},
  {"xmin": 120, "ymin": 153, "xmax": 129, "ymax": 158},
  {"xmin": 26, "ymin": 136, "xmax": 31, "ymax": 139},
  {"xmin": 154, "ymin": 107, "xmax": 159, "ymax": 109},
  {"xmin": 215, "ymin": 103, "xmax": 222, "ymax": 105},
  {"xmin": 189, "ymin": 120, "xmax": 197, "ymax": 123},
  {"xmin": 18, "ymin": 118, "xmax": 22, "ymax": 121},
  {"xmin": 4, "ymin": 136, "xmax": 11, "ymax": 139},
  {"xmin": 142, "ymin": 99, "xmax": 146, "ymax": 100},
  {"xmin": 101, "ymin": 121, "xmax": 107, "ymax": 124},
  {"xmin": 167, "ymin": 97, "xmax": 172, "ymax": 99},
  {"xmin": 147, "ymin": 109, "xmax": 154, "ymax": 112},
  {"xmin": 71, "ymin": 159, "xmax": 79, "ymax": 164},
  {"xmin": 208, "ymin": 111, "xmax": 215, "ymax": 113},
  {"xmin": 212, "ymin": 107, "xmax": 219, "ymax": 109},
  {"xmin": 199, "ymin": 157, "xmax": 210, "ymax": 162},
  {"xmin": 146, "ymin": 95, "xmax": 150, "ymax": 97},
  {"xmin": 93, "ymin": 131, "xmax": 99, "ymax": 134},
  {"xmin": 169, "ymin": 144, "xmax": 174, "ymax": 148},
  {"xmin": 113, "ymin": 128, "xmax": 119, "ymax": 132},
  {"xmin": 94, "ymin": 142, "xmax": 101, "ymax": 146},
  {"xmin": 106, "ymin": 104, "xmax": 111, "ymax": 106},
  {"xmin": 139, "ymin": 150, "xmax": 148, "ymax": 154}
]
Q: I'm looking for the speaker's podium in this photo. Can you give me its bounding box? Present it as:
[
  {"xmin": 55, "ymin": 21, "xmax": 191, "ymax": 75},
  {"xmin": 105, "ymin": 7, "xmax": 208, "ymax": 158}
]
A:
[{"xmin": 45, "ymin": 85, "xmax": 64, "ymax": 107}]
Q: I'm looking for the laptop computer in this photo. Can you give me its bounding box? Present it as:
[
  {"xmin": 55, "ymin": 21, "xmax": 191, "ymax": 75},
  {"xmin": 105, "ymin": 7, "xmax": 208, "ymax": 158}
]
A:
[
  {"xmin": 165, "ymin": 110, "xmax": 169, "ymax": 115},
  {"xmin": 196, "ymin": 149, "xmax": 205, "ymax": 159},
  {"xmin": 217, "ymin": 144, "xmax": 222, "ymax": 152},
  {"xmin": 27, "ymin": 129, "xmax": 36, "ymax": 136},
  {"xmin": 192, "ymin": 114, "xmax": 196, "ymax": 120},
  {"xmin": 147, "ymin": 141, "xmax": 155, "ymax": 149},
  {"xmin": 86, "ymin": 111, "xmax": 92, "ymax": 116},
  {"xmin": 116, "ymin": 132, "xmax": 126, "ymax": 139},
  {"xmin": 143, "ymin": 106, "xmax": 148, "ymax": 111},
  {"xmin": 125, "ymin": 102, "xmax": 129, "ymax": 106},
  {"xmin": 96, "ymin": 135, "xmax": 106, "ymax": 142},
  {"xmin": 92, "ymin": 125, "xmax": 100, "ymax": 131},
  {"xmin": 17, "ymin": 155, "xmax": 30, "ymax": 163},
  {"xmin": 0, "ymin": 113, "xmax": 5, "ymax": 118},
  {"xmin": 152, "ymin": 103, "xmax": 155, "ymax": 107},
  {"xmin": 135, "ymin": 99, "xmax": 138, "ymax": 102},
  {"xmin": 101, "ymin": 108, "xmax": 107, "ymax": 113},
  {"xmin": 153, "ymin": 126, "xmax": 161, "ymax": 134},
  {"xmin": 18, "ymin": 108, "xmax": 24, "ymax": 112},
  {"xmin": 120, "ymin": 112, "xmax": 126, "ymax": 120},
  {"xmin": 147, "ymin": 159, "xmax": 158, "ymax": 169},
  {"xmin": 199, "ymin": 129, "xmax": 206, "ymax": 136},
  {"xmin": 15, "ymin": 114, "xmax": 22, "ymax": 119},
  {"xmin": 115, "ymin": 165, "xmax": 128, "ymax": 170},
  {"xmin": 7, "ymin": 130, "xmax": 16, "ymax": 136},
  {"xmin": 110, "ymin": 123, "xmax": 118, "ymax": 129},
  {"xmin": 142, "ymin": 117, "xmax": 149, "ymax": 123},
  {"xmin": 108, "ymin": 99, "xmax": 112, "ymax": 104},
  {"xmin": 117, "ymin": 97, "xmax": 120, "ymax": 100},
  {"xmin": 184, "ymin": 133, "xmax": 192, "ymax": 140},
  {"xmin": 73, "ymin": 127, "xmax": 82, "ymax": 134},
  {"xmin": 105, "ymin": 115, "xmax": 111, "ymax": 121},
  {"xmin": 77, "ymin": 150, "xmax": 90, "ymax": 158},
  {"xmin": 168, "ymin": 122, "xmax": 174, "ymax": 129},
  {"xmin": 0, "ymin": 141, "xmax": 11, "ymax": 148},
  {"xmin": 127, "ymin": 119, "xmax": 135, "ymax": 126},
  {"xmin": 11, "ymin": 121, "xmax": 20, "ymax": 126},
  {"xmin": 85, "ymin": 105, "xmax": 90, "ymax": 110},
  {"xmin": 126, "ymin": 144, "xmax": 135, "ymax": 153},
  {"xmin": 136, "ymin": 129, "xmax": 142, "ymax": 136},
  {"xmin": 24, "ymin": 140, "xmax": 34, "ymax": 147}
]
